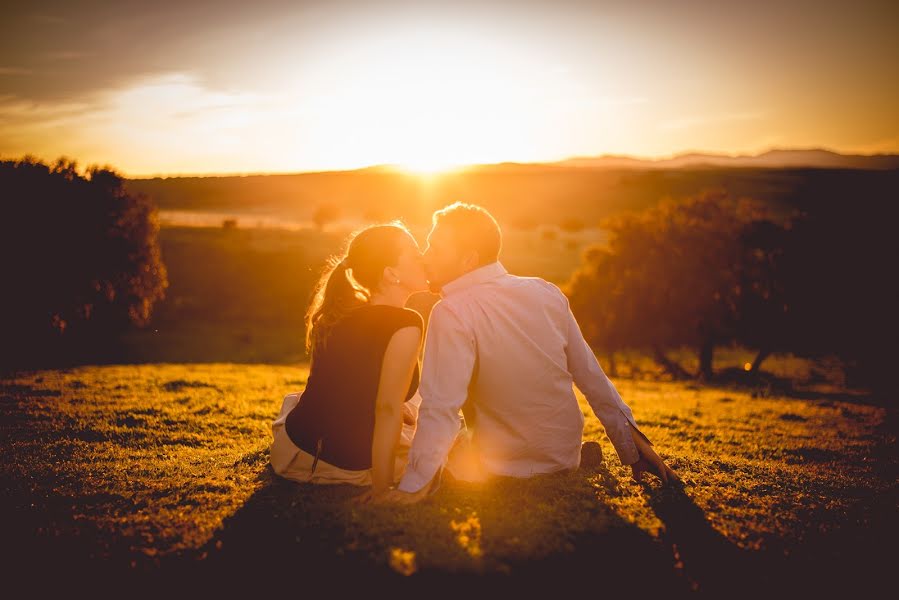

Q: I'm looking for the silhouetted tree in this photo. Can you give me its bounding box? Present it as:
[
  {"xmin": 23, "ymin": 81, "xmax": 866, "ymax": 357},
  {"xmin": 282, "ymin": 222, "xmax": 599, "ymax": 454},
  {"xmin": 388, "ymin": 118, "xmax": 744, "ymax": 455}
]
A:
[
  {"xmin": 567, "ymin": 190, "xmax": 770, "ymax": 379},
  {"xmin": 567, "ymin": 173, "xmax": 899, "ymax": 397},
  {"xmin": 312, "ymin": 202, "xmax": 340, "ymax": 230},
  {"xmin": 778, "ymin": 177, "xmax": 898, "ymax": 395},
  {"xmin": 732, "ymin": 218, "xmax": 792, "ymax": 373},
  {"xmin": 0, "ymin": 156, "xmax": 168, "ymax": 367}
]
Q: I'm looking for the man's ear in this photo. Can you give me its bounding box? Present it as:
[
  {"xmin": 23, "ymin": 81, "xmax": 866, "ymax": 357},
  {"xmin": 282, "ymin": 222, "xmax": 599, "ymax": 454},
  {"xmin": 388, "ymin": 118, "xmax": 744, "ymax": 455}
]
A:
[{"xmin": 461, "ymin": 250, "xmax": 480, "ymax": 271}]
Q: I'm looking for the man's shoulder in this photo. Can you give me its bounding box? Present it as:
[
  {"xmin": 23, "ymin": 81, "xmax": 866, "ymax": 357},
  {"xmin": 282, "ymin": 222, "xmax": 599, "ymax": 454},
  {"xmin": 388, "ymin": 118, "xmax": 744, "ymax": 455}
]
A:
[
  {"xmin": 438, "ymin": 273, "xmax": 568, "ymax": 313},
  {"xmin": 429, "ymin": 297, "xmax": 464, "ymax": 322},
  {"xmin": 525, "ymin": 276, "xmax": 564, "ymax": 294},
  {"xmin": 504, "ymin": 274, "xmax": 568, "ymax": 303}
]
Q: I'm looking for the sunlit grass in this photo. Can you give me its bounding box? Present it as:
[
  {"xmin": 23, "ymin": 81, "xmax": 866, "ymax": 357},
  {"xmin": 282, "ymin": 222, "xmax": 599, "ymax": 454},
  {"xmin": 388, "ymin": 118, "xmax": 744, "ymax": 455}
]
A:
[
  {"xmin": 1, "ymin": 364, "xmax": 290, "ymax": 558},
  {"xmin": 0, "ymin": 361, "xmax": 893, "ymax": 587}
]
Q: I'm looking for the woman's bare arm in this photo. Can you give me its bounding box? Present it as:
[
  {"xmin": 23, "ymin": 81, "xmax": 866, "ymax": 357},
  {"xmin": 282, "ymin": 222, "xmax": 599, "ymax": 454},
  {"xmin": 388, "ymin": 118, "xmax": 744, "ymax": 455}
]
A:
[{"xmin": 369, "ymin": 326, "xmax": 422, "ymax": 496}]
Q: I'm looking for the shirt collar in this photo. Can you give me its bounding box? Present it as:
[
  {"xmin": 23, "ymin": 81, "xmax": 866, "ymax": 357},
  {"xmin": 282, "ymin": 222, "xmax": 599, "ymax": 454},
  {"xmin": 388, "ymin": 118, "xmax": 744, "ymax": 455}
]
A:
[{"xmin": 441, "ymin": 261, "xmax": 508, "ymax": 297}]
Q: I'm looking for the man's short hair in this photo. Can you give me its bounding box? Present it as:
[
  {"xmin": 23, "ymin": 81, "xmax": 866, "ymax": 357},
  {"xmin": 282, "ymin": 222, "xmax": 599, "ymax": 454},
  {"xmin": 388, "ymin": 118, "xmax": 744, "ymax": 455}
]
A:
[{"xmin": 432, "ymin": 202, "xmax": 502, "ymax": 265}]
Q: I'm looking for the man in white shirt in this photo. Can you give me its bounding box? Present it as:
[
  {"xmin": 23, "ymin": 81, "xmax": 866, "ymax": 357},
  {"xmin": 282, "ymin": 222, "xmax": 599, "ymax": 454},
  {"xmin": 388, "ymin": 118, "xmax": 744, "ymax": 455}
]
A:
[{"xmin": 383, "ymin": 202, "xmax": 680, "ymax": 504}]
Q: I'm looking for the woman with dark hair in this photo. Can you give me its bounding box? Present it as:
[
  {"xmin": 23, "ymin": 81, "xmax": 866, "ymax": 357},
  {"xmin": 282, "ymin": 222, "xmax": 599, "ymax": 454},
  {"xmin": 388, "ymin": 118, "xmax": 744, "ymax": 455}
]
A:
[{"xmin": 270, "ymin": 222, "xmax": 428, "ymax": 502}]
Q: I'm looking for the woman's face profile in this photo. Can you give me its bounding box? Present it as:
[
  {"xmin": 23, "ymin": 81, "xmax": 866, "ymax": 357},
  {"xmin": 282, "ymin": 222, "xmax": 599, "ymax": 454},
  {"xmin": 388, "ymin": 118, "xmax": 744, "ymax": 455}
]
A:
[{"xmin": 394, "ymin": 235, "xmax": 428, "ymax": 293}]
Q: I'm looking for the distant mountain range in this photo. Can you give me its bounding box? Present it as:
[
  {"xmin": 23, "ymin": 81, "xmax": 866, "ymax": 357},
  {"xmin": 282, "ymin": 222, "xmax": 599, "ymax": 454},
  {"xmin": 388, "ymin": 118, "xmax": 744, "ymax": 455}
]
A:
[
  {"xmin": 547, "ymin": 148, "xmax": 899, "ymax": 170},
  {"xmin": 128, "ymin": 148, "xmax": 899, "ymax": 180}
]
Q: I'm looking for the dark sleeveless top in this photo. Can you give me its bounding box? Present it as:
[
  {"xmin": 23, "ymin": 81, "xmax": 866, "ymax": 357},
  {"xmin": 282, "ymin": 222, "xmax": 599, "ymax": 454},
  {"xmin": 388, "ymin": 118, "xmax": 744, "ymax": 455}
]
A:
[{"xmin": 285, "ymin": 304, "xmax": 423, "ymax": 470}]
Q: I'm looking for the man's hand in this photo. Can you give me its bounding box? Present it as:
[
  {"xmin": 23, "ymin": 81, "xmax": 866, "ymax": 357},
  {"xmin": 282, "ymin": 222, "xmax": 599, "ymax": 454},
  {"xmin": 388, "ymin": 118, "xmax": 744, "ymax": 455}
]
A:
[
  {"xmin": 629, "ymin": 424, "xmax": 682, "ymax": 485},
  {"xmin": 630, "ymin": 453, "xmax": 681, "ymax": 485}
]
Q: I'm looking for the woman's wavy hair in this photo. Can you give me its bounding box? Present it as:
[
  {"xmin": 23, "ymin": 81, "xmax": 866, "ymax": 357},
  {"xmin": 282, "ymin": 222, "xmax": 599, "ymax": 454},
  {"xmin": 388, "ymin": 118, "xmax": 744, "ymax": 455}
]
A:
[{"xmin": 305, "ymin": 221, "xmax": 414, "ymax": 359}]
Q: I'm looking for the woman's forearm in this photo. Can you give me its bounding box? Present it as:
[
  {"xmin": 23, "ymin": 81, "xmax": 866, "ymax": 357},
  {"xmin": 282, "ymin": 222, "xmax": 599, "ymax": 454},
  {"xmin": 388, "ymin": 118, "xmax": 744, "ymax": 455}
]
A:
[{"xmin": 370, "ymin": 404, "xmax": 403, "ymax": 493}]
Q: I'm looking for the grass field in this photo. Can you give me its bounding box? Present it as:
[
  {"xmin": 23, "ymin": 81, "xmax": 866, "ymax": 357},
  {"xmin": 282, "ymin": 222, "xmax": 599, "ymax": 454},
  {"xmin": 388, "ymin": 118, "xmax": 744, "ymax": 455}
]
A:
[{"xmin": 1, "ymin": 362, "xmax": 894, "ymax": 594}]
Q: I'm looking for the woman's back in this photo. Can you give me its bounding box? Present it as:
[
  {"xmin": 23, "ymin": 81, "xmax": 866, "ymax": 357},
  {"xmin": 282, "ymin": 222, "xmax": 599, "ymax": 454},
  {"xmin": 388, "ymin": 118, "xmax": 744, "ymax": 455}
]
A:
[{"xmin": 285, "ymin": 304, "xmax": 422, "ymax": 470}]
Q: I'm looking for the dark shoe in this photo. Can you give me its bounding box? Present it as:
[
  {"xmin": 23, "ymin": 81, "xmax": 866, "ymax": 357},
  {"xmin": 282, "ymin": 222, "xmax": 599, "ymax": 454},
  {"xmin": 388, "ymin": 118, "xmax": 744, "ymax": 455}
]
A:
[{"xmin": 579, "ymin": 441, "xmax": 604, "ymax": 471}]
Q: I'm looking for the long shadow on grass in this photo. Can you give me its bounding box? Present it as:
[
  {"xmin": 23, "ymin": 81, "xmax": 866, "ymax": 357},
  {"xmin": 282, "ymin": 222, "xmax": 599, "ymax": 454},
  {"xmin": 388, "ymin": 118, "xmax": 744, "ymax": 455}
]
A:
[
  {"xmin": 177, "ymin": 464, "xmax": 692, "ymax": 594},
  {"xmin": 645, "ymin": 482, "xmax": 754, "ymax": 595},
  {"xmin": 0, "ymin": 465, "xmax": 735, "ymax": 595},
  {"xmin": 645, "ymin": 477, "xmax": 895, "ymax": 596}
]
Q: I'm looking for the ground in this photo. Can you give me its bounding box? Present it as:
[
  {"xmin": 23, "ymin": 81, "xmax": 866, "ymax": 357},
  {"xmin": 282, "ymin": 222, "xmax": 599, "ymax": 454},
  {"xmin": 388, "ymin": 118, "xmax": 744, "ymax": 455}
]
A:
[{"xmin": 0, "ymin": 363, "xmax": 895, "ymax": 594}]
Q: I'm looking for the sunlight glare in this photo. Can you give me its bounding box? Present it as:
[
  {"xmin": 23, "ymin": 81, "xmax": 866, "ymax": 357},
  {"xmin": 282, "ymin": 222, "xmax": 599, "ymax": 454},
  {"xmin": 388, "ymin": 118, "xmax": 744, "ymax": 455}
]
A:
[
  {"xmin": 292, "ymin": 30, "xmax": 573, "ymax": 171},
  {"xmin": 394, "ymin": 157, "xmax": 468, "ymax": 176}
]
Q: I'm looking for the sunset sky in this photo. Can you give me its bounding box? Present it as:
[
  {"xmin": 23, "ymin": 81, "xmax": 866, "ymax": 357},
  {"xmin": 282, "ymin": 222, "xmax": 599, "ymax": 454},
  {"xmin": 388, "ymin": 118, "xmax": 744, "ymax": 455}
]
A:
[{"xmin": 1, "ymin": 0, "xmax": 897, "ymax": 176}]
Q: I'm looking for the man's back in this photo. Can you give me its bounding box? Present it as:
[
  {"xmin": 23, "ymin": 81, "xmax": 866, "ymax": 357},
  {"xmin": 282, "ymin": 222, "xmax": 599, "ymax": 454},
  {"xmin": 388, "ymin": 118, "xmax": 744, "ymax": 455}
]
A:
[
  {"xmin": 397, "ymin": 261, "xmax": 644, "ymax": 493},
  {"xmin": 433, "ymin": 265, "xmax": 584, "ymax": 476}
]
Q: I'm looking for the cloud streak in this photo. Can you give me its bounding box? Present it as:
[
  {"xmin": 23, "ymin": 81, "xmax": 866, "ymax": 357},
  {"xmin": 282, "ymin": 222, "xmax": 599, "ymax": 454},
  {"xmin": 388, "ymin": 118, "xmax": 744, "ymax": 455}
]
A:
[
  {"xmin": 0, "ymin": 72, "xmax": 291, "ymax": 172},
  {"xmin": 659, "ymin": 111, "xmax": 766, "ymax": 131},
  {"xmin": 1, "ymin": 1, "xmax": 896, "ymax": 172}
]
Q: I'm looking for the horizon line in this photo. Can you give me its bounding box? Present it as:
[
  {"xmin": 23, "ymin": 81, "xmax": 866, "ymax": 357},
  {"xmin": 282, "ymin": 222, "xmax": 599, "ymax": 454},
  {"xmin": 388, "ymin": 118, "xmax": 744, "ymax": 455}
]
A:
[{"xmin": 4, "ymin": 145, "xmax": 898, "ymax": 179}]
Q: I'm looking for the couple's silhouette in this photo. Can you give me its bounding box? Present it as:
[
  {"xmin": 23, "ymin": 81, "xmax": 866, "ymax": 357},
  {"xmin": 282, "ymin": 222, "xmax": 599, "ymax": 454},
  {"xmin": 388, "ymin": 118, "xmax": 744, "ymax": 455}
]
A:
[{"xmin": 270, "ymin": 202, "xmax": 679, "ymax": 505}]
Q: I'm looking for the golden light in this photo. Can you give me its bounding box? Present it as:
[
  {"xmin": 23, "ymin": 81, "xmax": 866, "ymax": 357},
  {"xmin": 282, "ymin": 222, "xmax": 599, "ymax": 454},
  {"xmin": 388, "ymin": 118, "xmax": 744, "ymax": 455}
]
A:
[
  {"xmin": 744, "ymin": 362, "xmax": 752, "ymax": 371},
  {"xmin": 282, "ymin": 28, "xmax": 586, "ymax": 173},
  {"xmin": 450, "ymin": 513, "xmax": 483, "ymax": 558},
  {"xmin": 2, "ymin": 23, "xmax": 648, "ymax": 175},
  {"xmin": 388, "ymin": 547, "xmax": 417, "ymax": 576},
  {"xmin": 394, "ymin": 158, "xmax": 469, "ymax": 176}
]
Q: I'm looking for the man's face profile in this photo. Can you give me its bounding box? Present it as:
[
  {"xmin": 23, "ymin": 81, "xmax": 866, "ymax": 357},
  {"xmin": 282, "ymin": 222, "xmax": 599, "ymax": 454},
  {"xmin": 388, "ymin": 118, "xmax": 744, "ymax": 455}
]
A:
[{"xmin": 423, "ymin": 223, "xmax": 465, "ymax": 294}]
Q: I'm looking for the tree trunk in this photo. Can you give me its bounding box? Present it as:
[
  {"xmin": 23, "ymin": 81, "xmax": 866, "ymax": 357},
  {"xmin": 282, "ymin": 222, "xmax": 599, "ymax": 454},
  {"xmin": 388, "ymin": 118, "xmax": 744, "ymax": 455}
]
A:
[
  {"xmin": 606, "ymin": 352, "xmax": 618, "ymax": 378},
  {"xmin": 698, "ymin": 339, "xmax": 715, "ymax": 380},
  {"xmin": 652, "ymin": 346, "xmax": 692, "ymax": 380},
  {"xmin": 750, "ymin": 348, "xmax": 771, "ymax": 374}
]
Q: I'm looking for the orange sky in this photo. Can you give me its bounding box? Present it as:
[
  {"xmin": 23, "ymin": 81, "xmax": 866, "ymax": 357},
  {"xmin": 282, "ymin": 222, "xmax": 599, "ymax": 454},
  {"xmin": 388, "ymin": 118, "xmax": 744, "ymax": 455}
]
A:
[{"xmin": 1, "ymin": 0, "xmax": 897, "ymax": 176}]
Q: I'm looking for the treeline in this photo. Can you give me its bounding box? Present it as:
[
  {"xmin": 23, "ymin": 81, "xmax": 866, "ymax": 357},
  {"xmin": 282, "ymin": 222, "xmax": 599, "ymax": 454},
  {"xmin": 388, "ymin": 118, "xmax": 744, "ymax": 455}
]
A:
[
  {"xmin": 3, "ymin": 154, "xmax": 896, "ymax": 394},
  {"xmin": 566, "ymin": 187, "xmax": 898, "ymax": 396},
  {"xmin": 0, "ymin": 157, "xmax": 168, "ymax": 367},
  {"xmin": 128, "ymin": 166, "xmax": 898, "ymax": 232}
]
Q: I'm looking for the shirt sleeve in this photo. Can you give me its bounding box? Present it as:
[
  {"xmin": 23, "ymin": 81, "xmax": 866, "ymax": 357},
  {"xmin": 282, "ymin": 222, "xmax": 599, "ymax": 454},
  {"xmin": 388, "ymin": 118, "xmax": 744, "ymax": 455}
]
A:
[
  {"xmin": 561, "ymin": 291, "xmax": 651, "ymax": 466},
  {"xmin": 397, "ymin": 301, "xmax": 475, "ymax": 493}
]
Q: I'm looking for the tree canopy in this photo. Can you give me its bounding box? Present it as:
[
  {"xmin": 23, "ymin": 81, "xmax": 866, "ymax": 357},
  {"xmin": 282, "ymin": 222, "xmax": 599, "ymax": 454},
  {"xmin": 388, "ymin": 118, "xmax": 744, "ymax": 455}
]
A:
[
  {"xmin": 565, "ymin": 185, "xmax": 897, "ymax": 397},
  {"xmin": 1, "ymin": 157, "xmax": 168, "ymax": 366}
]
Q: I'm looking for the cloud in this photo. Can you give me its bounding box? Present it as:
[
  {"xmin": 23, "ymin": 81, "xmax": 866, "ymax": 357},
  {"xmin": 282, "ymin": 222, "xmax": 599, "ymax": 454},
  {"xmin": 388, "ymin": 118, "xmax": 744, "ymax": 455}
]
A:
[
  {"xmin": 0, "ymin": 95, "xmax": 94, "ymax": 127},
  {"xmin": 0, "ymin": 67, "xmax": 33, "ymax": 76},
  {"xmin": 0, "ymin": 71, "xmax": 304, "ymax": 174},
  {"xmin": 595, "ymin": 95, "xmax": 649, "ymax": 106},
  {"xmin": 40, "ymin": 50, "xmax": 90, "ymax": 61},
  {"xmin": 0, "ymin": 72, "xmax": 271, "ymax": 129},
  {"xmin": 659, "ymin": 111, "xmax": 765, "ymax": 131},
  {"xmin": 29, "ymin": 13, "xmax": 66, "ymax": 25},
  {"xmin": 854, "ymin": 135, "xmax": 899, "ymax": 153}
]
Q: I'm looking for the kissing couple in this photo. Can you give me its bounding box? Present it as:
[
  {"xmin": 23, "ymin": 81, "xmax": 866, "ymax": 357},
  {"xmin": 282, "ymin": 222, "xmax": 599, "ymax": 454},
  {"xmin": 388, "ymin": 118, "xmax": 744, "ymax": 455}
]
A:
[{"xmin": 270, "ymin": 202, "xmax": 680, "ymax": 505}]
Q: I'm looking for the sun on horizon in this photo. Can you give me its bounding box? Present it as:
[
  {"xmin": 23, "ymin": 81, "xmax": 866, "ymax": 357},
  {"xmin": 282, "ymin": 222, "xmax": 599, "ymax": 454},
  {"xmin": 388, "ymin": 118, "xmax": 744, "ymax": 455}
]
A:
[{"xmin": 1, "ymin": 2, "xmax": 897, "ymax": 176}]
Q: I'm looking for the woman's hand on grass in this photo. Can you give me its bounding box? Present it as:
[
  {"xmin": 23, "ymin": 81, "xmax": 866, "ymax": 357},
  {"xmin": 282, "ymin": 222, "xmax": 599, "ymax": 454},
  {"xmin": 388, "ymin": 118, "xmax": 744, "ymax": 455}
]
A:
[
  {"xmin": 373, "ymin": 485, "xmax": 431, "ymax": 505},
  {"xmin": 352, "ymin": 486, "xmax": 391, "ymax": 505}
]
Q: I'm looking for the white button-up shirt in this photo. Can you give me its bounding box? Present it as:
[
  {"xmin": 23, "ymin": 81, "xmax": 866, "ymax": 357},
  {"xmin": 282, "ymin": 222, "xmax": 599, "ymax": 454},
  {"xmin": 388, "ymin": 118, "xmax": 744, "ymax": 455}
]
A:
[{"xmin": 397, "ymin": 261, "xmax": 650, "ymax": 493}]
